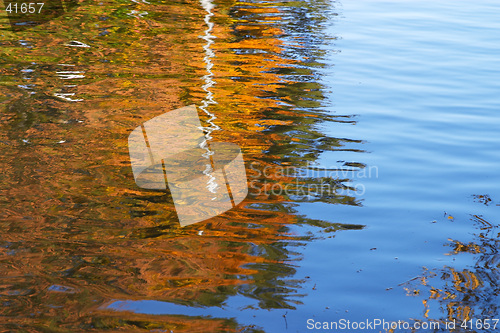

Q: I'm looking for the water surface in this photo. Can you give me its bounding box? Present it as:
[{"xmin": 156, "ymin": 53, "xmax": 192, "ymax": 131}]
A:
[{"xmin": 1, "ymin": 0, "xmax": 500, "ymax": 332}]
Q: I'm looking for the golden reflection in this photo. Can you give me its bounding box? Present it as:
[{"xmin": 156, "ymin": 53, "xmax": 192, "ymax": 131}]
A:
[
  {"xmin": 405, "ymin": 212, "xmax": 500, "ymax": 326},
  {"xmin": 0, "ymin": 0, "xmax": 364, "ymax": 331}
]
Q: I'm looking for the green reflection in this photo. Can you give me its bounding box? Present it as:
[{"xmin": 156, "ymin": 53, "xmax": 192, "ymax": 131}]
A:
[{"xmin": 0, "ymin": 0, "xmax": 366, "ymax": 331}]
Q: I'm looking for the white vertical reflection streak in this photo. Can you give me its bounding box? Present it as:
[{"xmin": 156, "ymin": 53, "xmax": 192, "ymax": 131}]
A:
[{"xmin": 199, "ymin": 0, "xmax": 220, "ymax": 197}]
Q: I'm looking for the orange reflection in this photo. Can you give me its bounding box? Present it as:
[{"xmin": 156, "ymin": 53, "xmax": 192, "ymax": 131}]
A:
[{"xmin": 0, "ymin": 0, "xmax": 362, "ymax": 331}]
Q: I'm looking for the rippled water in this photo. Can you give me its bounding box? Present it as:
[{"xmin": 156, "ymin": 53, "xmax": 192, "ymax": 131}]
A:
[{"xmin": 1, "ymin": 0, "xmax": 500, "ymax": 332}]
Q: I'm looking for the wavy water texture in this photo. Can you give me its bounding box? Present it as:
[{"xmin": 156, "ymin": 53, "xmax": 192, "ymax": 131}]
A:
[
  {"xmin": 0, "ymin": 0, "xmax": 363, "ymax": 331},
  {"xmin": 1, "ymin": 0, "xmax": 500, "ymax": 332}
]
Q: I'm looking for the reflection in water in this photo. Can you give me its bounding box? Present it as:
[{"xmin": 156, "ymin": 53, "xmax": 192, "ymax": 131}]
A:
[
  {"xmin": 405, "ymin": 211, "xmax": 500, "ymax": 329},
  {"xmin": 199, "ymin": 0, "xmax": 218, "ymax": 134},
  {"xmin": 199, "ymin": 0, "xmax": 220, "ymax": 197},
  {"xmin": 0, "ymin": 0, "xmax": 366, "ymax": 331},
  {"xmin": 2, "ymin": 0, "xmax": 79, "ymax": 32},
  {"xmin": 54, "ymin": 63, "xmax": 85, "ymax": 102}
]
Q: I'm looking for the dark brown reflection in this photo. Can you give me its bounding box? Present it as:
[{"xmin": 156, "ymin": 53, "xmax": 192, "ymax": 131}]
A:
[
  {"xmin": 0, "ymin": 0, "xmax": 365, "ymax": 331},
  {"xmin": 3, "ymin": 0, "xmax": 79, "ymax": 32},
  {"xmin": 402, "ymin": 208, "xmax": 500, "ymax": 330}
]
